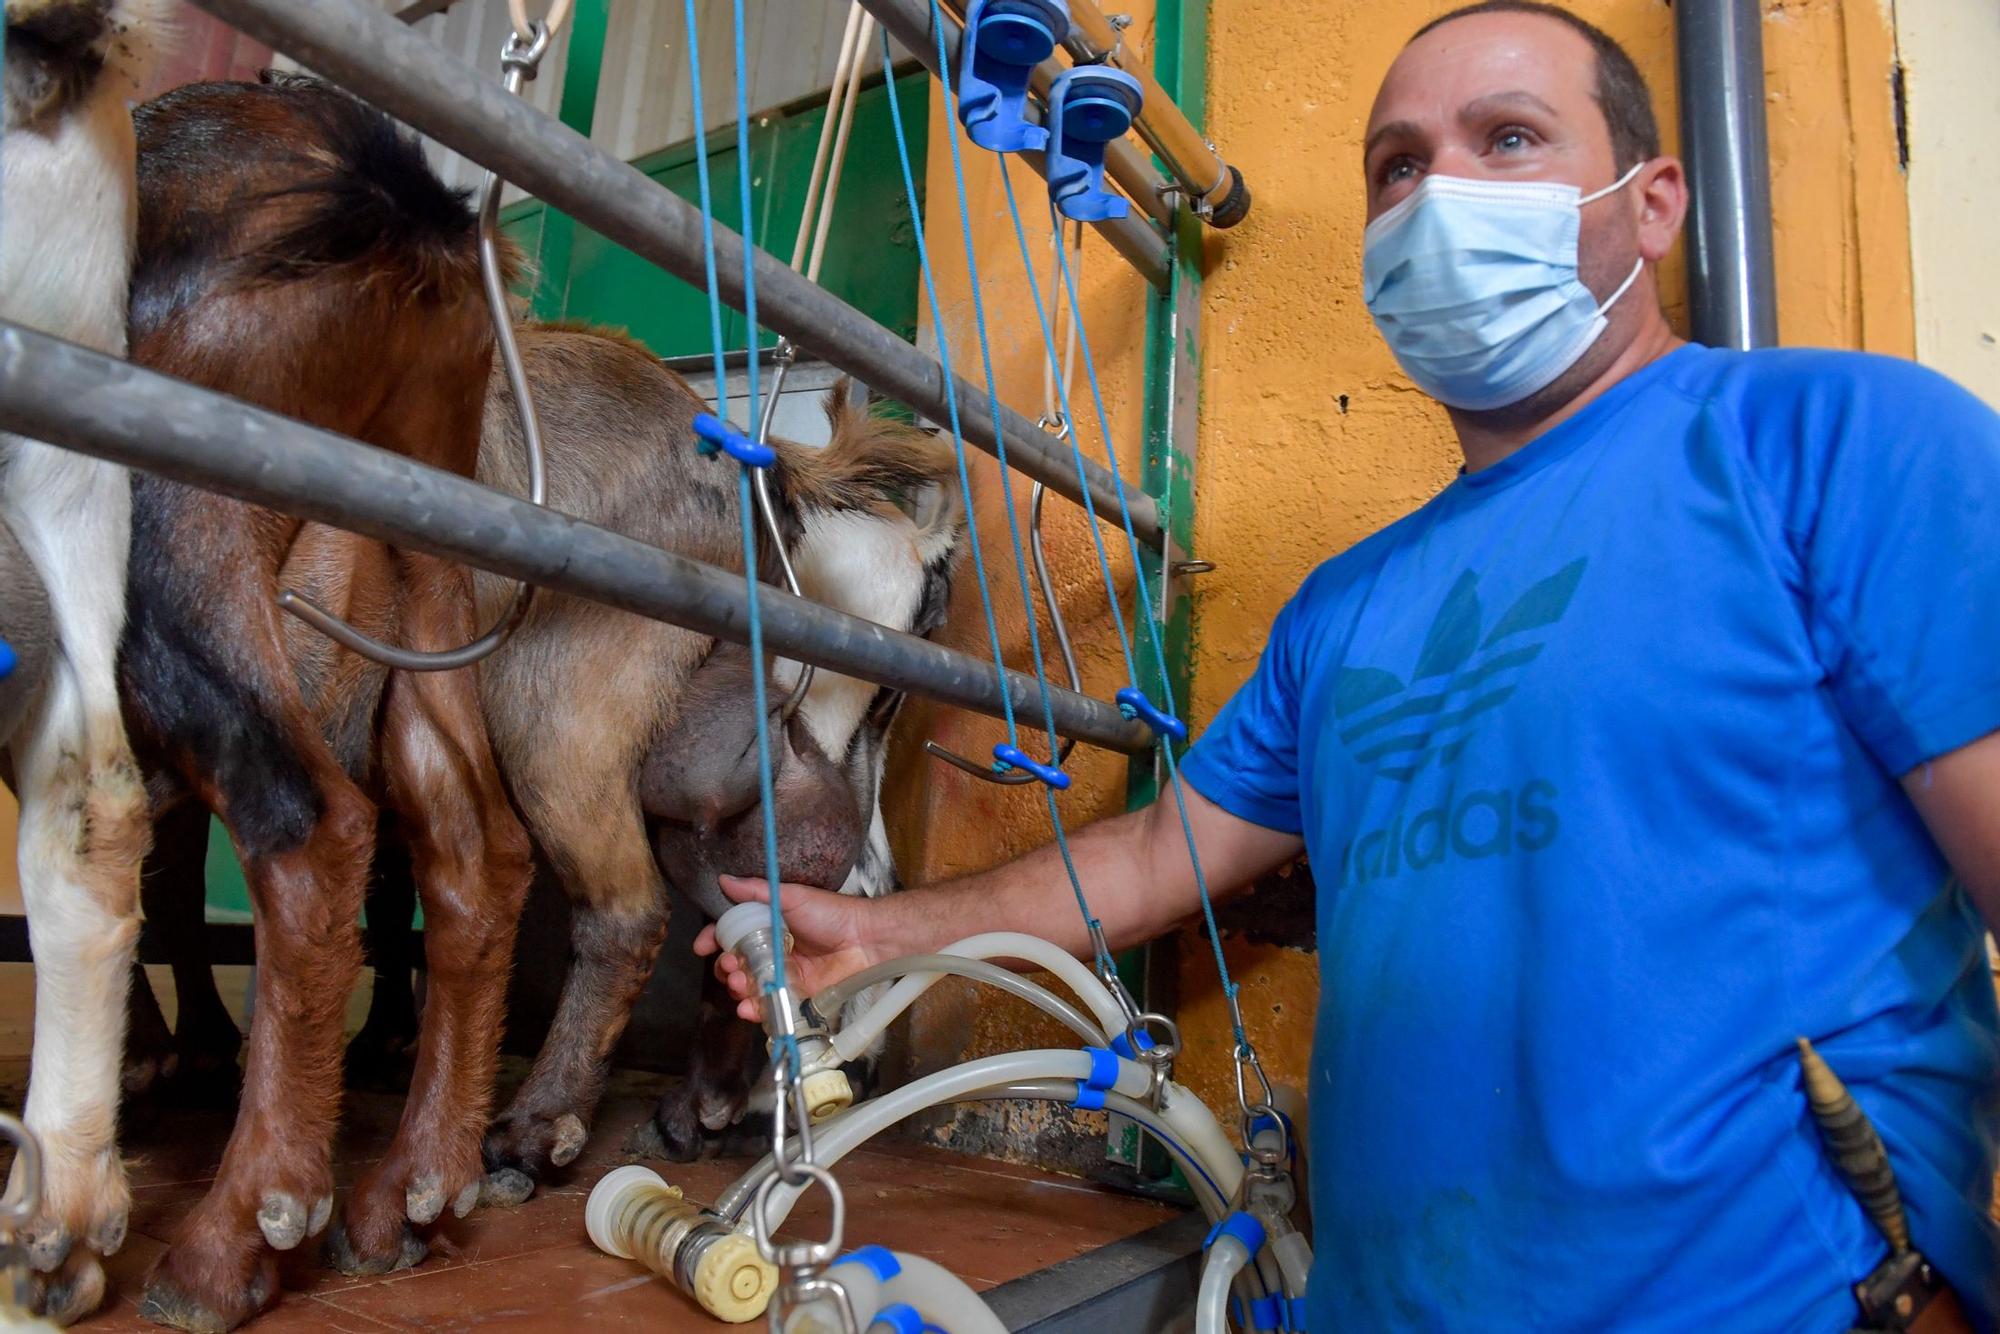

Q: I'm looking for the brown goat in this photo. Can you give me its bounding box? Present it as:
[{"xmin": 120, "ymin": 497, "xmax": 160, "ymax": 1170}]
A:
[
  {"xmin": 123, "ymin": 327, "xmax": 961, "ymax": 1209},
  {"xmin": 119, "ymin": 75, "xmax": 532, "ymax": 1329},
  {"xmin": 468, "ymin": 329, "xmax": 957, "ymax": 1189}
]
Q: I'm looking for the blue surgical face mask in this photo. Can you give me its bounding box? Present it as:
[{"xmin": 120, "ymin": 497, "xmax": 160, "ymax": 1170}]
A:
[{"xmin": 1362, "ymin": 164, "xmax": 1646, "ymax": 412}]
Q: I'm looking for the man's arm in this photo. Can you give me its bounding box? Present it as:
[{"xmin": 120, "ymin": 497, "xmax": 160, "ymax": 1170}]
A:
[
  {"xmin": 698, "ymin": 787, "xmax": 1305, "ymax": 1022},
  {"xmin": 1903, "ymin": 730, "xmax": 2000, "ymax": 939}
]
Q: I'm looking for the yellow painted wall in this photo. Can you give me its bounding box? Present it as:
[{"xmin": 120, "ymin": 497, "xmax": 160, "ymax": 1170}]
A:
[{"xmin": 892, "ymin": 0, "xmax": 1922, "ymax": 1132}]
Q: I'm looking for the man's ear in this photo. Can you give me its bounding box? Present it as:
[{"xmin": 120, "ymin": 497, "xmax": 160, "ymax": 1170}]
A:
[{"xmin": 1634, "ymin": 156, "xmax": 1689, "ymax": 263}]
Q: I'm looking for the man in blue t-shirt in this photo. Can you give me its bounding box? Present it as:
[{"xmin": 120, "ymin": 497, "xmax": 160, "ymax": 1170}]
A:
[{"xmin": 703, "ymin": 1, "xmax": 2000, "ymax": 1327}]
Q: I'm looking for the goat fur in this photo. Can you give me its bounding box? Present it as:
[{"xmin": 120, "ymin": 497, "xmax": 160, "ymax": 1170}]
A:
[{"xmin": 0, "ymin": 0, "xmax": 167, "ymax": 1321}]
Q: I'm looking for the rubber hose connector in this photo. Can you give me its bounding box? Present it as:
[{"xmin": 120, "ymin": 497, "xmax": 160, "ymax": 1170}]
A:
[
  {"xmin": 693, "ymin": 1232, "xmax": 779, "ymax": 1323},
  {"xmin": 801, "ymin": 1068, "xmax": 853, "ymax": 1122},
  {"xmin": 1207, "ymin": 165, "xmax": 1252, "ymax": 229}
]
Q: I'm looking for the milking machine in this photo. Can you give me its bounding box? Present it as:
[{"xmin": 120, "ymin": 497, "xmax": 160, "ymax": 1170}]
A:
[
  {"xmin": 584, "ymin": 1, "xmax": 1300, "ymax": 1327},
  {"xmin": 586, "ymin": 904, "xmax": 1312, "ymax": 1330}
]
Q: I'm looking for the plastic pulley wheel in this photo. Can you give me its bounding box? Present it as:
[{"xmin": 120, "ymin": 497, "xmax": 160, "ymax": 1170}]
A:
[
  {"xmin": 972, "ymin": 0, "xmax": 1066, "ymax": 65},
  {"xmin": 800, "ymin": 1068, "xmax": 853, "ymax": 1122},
  {"xmin": 693, "ymin": 1231, "xmax": 779, "ymax": 1323},
  {"xmin": 1057, "ymin": 67, "xmax": 1142, "ymax": 143}
]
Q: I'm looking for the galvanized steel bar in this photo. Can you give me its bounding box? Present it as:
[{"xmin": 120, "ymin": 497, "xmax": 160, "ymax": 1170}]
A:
[
  {"xmin": 184, "ymin": 0, "xmax": 1166, "ymax": 552},
  {"xmin": 1674, "ymin": 0, "xmax": 1779, "ymax": 349},
  {"xmin": 0, "ymin": 323, "xmax": 1155, "ymax": 755}
]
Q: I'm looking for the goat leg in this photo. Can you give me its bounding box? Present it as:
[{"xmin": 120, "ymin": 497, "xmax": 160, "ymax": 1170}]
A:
[
  {"xmin": 333, "ymin": 556, "xmax": 532, "ymax": 1269},
  {"xmin": 345, "ymin": 814, "xmax": 422, "ymax": 1093}
]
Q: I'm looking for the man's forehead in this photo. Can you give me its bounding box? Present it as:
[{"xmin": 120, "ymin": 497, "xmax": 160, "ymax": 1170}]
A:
[{"xmin": 1366, "ymin": 11, "xmax": 1600, "ymax": 138}]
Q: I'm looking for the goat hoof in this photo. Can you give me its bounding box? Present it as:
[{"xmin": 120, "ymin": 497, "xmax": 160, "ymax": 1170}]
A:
[
  {"xmin": 137, "ymin": 1260, "xmax": 272, "ymax": 1333},
  {"xmin": 643, "ymin": 1100, "xmax": 708, "ymax": 1164},
  {"xmin": 255, "ymin": 1192, "xmax": 309, "ymax": 1251},
  {"xmin": 404, "ymin": 1175, "xmax": 446, "ymax": 1227},
  {"xmin": 451, "ymin": 1181, "xmax": 480, "ymax": 1219},
  {"xmin": 87, "ymin": 1205, "xmax": 128, "ymax": 1256},
  {"xmin": 548, "ymin": 1114, "xmax": 586, "ymax": 1167},
  {"xmin": 479, "ymin": 1168, "xmax": 535, "ymax": 1210},
  {"xmin": 323, "ymin": 1217, "xmax": 427, "ymax": 1277},
  {"xmin": 22, "ymin": 1220, "xmax": 72, "ymax": 1273},
  {"xmin": 30, "ymin": 1251, "xmax": 106, "ymax": 1326},
  {"xmin": 309, "ymin": 1194, "xmax": 333, "ymax": 1238}
]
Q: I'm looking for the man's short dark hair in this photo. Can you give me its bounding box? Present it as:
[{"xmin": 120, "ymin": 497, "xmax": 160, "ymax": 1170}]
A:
[{"xmin": 1413, "ymin": 2, "xmax": 1662, "ymax": 169}]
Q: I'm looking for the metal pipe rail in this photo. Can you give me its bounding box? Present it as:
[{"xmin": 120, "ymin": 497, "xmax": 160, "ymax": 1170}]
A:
[
  {"xmin": 185, "ymin": 0, "xmax": 1166, "ymax": 553},
  {"xmin": 0, "ymin": 324, "xmax": 1155, "ymax": 755},
  {"xmin": 859, "ymin": 0, "xmax": 1176, "ymax": 237},
  {"xmin": 1674, "ymin": 0, "xmax": 1778, "ymax": 349}
]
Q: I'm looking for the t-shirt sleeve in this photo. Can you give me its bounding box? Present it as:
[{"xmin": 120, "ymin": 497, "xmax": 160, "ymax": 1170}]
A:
[
  {"xmin": 1742, "ymin": 354, "xmax": 2000, "ymax": 774},
  {"xmin": 1179, "ymin": 592, "xmax": 1309, "ymax": 835}
]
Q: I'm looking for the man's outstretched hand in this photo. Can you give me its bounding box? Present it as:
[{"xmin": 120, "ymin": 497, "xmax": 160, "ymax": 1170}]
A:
[{"xmin": 694, "ymin": 874, "xmax": 885, "ymax": 1023}]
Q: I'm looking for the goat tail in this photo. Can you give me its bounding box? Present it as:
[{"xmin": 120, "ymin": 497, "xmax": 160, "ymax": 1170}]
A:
[
  {"xmin": 239, "ymin": 73, "xmax": 490, "ymax": 305},
  {"xmin": 770, "ymin": 381, "xmax": 956, "ymax": 514}
]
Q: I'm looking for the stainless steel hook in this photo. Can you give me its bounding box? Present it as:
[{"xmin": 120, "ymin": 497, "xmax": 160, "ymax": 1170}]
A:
[
  {"xmin": 924, "ymin": 473, "xmax": 1081, "ymax": 784},
  {"xmin": 753, "ymin": 341, "xmax": 813, "ymax": 722},
  {"xmin": 275, "ymin": 34, "xmax": 550, "ymax": 673}
]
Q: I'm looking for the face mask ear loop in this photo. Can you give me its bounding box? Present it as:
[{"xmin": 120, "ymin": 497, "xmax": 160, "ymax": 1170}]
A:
[
  {"xmin": 1596, "ymin": 255, "xmax": 1646, "ymax": 317},
  {"xmin": 1578, "ymin": 159, "xmax": 1648, "ymax": 207},
  {"xmin": 1581, "ymin": 161, "xmax": 1649, "ymax": 318}
]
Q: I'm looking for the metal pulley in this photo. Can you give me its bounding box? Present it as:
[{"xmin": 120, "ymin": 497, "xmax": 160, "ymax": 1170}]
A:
[
  {"xmin": 957, "ymin": 0, "xmax": 1070, "ymax": 153},
  {"xmin": 1046, "ymin": 66, "xmax": 1143, "ymax": 222}
]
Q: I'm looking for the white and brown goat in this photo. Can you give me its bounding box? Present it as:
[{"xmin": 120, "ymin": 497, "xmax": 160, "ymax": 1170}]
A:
[{"xmin": 0, "ymin": 0, "xmax": 165, "ymax": 1321}]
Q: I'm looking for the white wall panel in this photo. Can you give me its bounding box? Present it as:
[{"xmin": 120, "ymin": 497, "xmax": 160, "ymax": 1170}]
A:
[{"xmin": 332, "ymin": 1, "xmax": 898, "ymax": 200}]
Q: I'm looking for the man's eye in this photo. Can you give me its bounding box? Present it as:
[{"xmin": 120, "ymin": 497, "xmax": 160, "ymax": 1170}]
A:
[
  {"xmin": 1493, "ymin": 127, "xmax": 1534, "ymax": 153},
  {"xmin": 1381, "ymin": 157, "xmax": 1418, "ymax": 185}
]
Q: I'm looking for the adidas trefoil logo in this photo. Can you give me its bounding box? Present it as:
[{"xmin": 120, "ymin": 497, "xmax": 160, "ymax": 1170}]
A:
[{"xmin": 1333, "ymin": 558, "xmax": 1587, "ymax": 783}]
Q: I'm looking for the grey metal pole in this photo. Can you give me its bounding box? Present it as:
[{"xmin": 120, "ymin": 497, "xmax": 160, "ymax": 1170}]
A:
[
  {"xmin": 183, "ymin": 0, "xmax": 1166, "ymax": 553},
  {"xmin": 0, "ymin": 323, "xmax": 1154, "ymax": 755},
  {"xmin": 1675, "ymin": 0, "xmax": 1780, "ymax": 349}
]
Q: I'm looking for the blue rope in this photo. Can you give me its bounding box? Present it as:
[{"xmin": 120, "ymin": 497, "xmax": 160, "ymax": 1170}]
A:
[
  {"xmin": 992, "ymin": 158, "xmax": 1249, "ymax": 1048},
  {"xmin": 682, "ymin": 0, "xmax": 794, "ymax": 1069},
  {"xmin": 890, "ymin": 19, "xmax": 1114, "ymax": 978},
  {"xmin": 876, "ymin": 38, "xmax": 1018, "ymax": 754}
]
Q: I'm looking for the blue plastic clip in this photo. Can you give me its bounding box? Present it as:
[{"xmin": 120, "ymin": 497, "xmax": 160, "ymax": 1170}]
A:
[
  {"xmin": 1246, "ymin": 1109, "xmax": 1297, "ymax": 1164},
  {"xmin": 692, "ymin": 412, "xmax": 777, "ymax": 468},
  {"xmin": 991, "ymin": 743, "xmax": 1071, "ymax": 789},
  {"xmin": 957, "ymin": 0, "xmax": 1070, "ymax": 154},
  {"xmin": 870, "ymin": 1304, "xmax": 948, "ymax": 1334},
  {"xmin": 1251, "ymin": 1295, "xmax": 1284, "ymax": 1331},
  {"xmin": 1073, "ymin": 1045, "xmax": 1120, "ymax": 1111},
  {"xmin": 1287, "ymin": 1297, "xmax": 1309, "ymax": 1331},
  {"xmin": 1203, "ymin": 1210, "xmax": 1268, "ymax": 1258},
  {"xmin": 0, "ymin": 638, "xmax": 15, "ymax": 681},
  {"xmin": 835, "ymin": 1244, "xmax": 902, "ymax": 1282},
  {"xmin": 1109, "ymin": 1028, "xmax": 1155, "ymax": 1060},
  {"xmin": 1046, "ymin": 66, "xmax": 1144, "ymax": 222},
  {"xmin": 1114, "ymin": 687, "xmax": 1187, "ymax": 743}
]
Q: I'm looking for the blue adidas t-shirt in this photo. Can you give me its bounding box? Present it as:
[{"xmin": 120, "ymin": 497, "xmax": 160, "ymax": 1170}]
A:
[{"xmin": 1181, "ymin": 345, "xmax": 2000, "ymax": 1332}]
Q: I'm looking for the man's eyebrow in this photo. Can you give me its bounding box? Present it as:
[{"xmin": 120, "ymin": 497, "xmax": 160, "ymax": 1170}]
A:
[
  {"xmin": 1363, "ymin": 118, "xmax": 1422, "ymax": 160},
  {"xmin": 1459, "ymin": 90, "xmax": 1561, "ymax": 126}
]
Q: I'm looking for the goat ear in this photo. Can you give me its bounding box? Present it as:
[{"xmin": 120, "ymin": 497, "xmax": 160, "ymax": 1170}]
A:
[{"xmin": 905, "ymin": 476, "xmax": 962, "ymax": 543}]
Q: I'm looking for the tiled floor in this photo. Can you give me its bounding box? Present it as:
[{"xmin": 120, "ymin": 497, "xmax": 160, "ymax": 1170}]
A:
[{"xmin": 0, "ymin": 966, "xmax": 1179, "ymax": 1330}]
